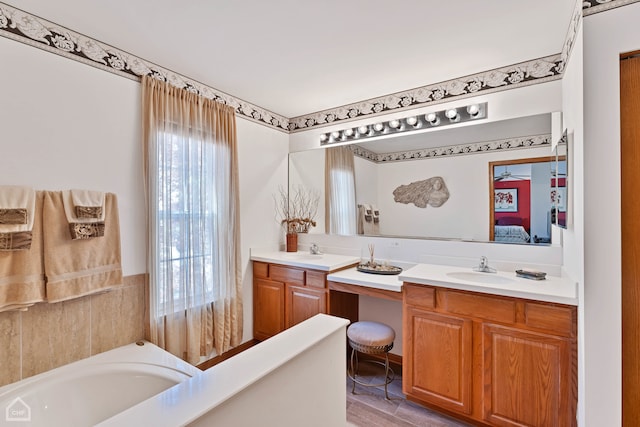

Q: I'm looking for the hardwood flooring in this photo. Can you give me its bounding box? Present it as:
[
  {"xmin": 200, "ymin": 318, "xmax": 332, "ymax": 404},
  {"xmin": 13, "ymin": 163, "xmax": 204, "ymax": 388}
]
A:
[{"xmin": 346, "ymin": 363, "xmax": 471, "ymax": 427}]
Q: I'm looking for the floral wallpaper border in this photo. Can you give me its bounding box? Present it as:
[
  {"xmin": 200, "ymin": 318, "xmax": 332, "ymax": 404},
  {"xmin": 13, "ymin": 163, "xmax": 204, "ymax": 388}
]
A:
[
  {"xmin": 0, "ymin": 3, "xmax": 289, "ymax": 131},
  {"xmin": 582, "ymin": 0, "xmax": 640, "ymax": 16},
  {"xmin": 288, "ymin": 56, "xmax": 564, "ymax": 133},
  {"xmin": 350, "ymin": 134, "xmax": 551, "ymax": 164},
  {"xmin": 1, "ymin": 1, "xmax": 636, "ymax": 134}
]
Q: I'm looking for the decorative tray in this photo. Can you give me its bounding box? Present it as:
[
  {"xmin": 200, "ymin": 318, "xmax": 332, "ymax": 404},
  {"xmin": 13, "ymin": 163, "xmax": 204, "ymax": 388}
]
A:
[{"xmin": 356, "ymin": 263, "xmax": 403, "ymax": 275}]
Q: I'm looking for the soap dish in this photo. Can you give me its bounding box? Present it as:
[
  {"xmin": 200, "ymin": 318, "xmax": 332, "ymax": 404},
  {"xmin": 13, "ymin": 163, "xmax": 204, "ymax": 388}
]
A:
[{"xmin": 515, "ymin": 269, "xmax": 547, "ymax": 280}]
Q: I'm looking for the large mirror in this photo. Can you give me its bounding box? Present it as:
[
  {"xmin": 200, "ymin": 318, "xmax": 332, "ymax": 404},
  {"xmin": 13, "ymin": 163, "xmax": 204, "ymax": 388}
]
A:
[{"xmin": 289, "ymin": 112, "xmax": 562, "ymax": 245}]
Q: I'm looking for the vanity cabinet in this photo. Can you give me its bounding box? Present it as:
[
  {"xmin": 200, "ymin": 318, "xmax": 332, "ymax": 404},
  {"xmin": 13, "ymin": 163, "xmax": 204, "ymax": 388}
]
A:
[
  {"xmin": 403, "ymin": 283, "xmax": 577, "ymax": 427},
  {"xmin": 253, "ymin": 261, "xmax": 344, "ymax": 341}
]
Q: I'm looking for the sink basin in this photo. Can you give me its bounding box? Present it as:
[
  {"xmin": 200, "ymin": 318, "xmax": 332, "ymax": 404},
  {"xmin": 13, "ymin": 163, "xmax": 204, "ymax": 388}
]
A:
[
  {"xmin": 446, "ymin": 271, "xmax": 515, "ymax": 285},
  {"xmin": 280, "ymin": 252, "xmax": 324, "ymax": 260}
]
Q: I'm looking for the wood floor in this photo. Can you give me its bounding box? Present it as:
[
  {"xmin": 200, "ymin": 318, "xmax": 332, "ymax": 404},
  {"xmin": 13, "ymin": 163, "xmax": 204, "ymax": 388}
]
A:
[{"xmin": 346, "ymin": 363, "xmax": 471, "ymax": 427}]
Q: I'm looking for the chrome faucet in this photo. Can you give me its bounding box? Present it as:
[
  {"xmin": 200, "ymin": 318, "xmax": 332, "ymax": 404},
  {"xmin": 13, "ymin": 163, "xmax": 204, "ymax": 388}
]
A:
[
  {"xmin": 474, "ymin": 256, "xmax": 496, "ymax": 273},
  {"xmin": 310, "ymin": 243, "xmax": 320, "ymax": 255}
]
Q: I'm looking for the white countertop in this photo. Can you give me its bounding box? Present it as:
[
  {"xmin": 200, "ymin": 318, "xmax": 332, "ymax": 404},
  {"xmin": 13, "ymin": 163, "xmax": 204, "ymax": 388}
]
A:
[
  {"xmin": 250, "ymin": 249, "xmax": 578, "ymax": 306},
  {"xmin": 399, "ymin": 263, "xmax": 578, "ymax": 306},
  {"xmin": 327, "ymin": 266, "xmax": 404, "ymax": 293},
  {"xmin": 250, "ymin": 249, "xmax": 360, "ymax": 271}
]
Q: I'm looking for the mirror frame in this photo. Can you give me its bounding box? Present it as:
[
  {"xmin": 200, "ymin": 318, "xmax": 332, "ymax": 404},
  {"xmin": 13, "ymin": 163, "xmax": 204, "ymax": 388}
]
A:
[{"xmin": 489, "ymin": 155, "xmax": 556, "ymax": 242}]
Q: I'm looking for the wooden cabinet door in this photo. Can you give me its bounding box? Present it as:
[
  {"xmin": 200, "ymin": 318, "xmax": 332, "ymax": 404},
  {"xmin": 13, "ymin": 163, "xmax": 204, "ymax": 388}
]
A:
[
  {"xmin": 403, "ymin": 307, "xmax": 473, "ymax": 414},
  {"xmin": 286, "ymin": 285, "xmax": 326, "ymax": 328},
  {"xmin": 253, "ymin": 278, "xmax": 285, "ymax": 341},
  {"xmin": 482, "ymin": 324, "xmax": 574, "ymax": 427}
]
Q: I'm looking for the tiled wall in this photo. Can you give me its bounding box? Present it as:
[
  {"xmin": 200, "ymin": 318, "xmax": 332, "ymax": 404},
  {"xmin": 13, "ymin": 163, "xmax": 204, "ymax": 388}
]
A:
[{"xmin": 0, "ymin": 274, "xmax": 146, "ymax": 387}]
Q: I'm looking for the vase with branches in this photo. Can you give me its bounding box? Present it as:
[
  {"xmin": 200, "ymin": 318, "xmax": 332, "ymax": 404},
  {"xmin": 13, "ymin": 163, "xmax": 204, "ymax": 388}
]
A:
[{"xmin": 274, "ymin": 185, "xmax": 320, "ymax": 251}]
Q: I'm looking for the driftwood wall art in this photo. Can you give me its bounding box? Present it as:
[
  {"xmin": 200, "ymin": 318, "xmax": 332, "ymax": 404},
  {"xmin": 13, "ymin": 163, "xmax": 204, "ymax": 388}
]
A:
[{"xmin": 393, "ymin": 176, "xmax": 450, "ymax": 208}]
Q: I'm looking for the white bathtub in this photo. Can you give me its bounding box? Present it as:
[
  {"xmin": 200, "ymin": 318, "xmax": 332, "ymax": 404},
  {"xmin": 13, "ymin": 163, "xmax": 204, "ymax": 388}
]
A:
[{"xmin": 0, "ymin": 341, "xmax": 201, "ymax": 427}]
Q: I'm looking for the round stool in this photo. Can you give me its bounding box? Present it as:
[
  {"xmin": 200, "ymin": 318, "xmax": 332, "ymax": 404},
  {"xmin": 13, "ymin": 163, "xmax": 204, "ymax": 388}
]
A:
[{"xmin": 347, "ymin": 321, "xmax": 396, "ymax": 400}]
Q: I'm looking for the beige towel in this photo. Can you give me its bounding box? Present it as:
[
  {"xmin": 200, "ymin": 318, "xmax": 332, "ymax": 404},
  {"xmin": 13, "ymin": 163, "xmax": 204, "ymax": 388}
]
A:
[
  {"xmin": 62, "ymin": 190, "xmax": 106, "ymax": 239},
  {"xmin": 43, "ymin": 191, "xmax": 123, "ymax": 303},
  {"xmin": 70, "ymin": 189, "xmax": 105, "ymax": 220},
  {"xmin": 0, "ymin": 186, "xmax": 36, "ymax": 249},
  {"xmin": 0, "ymin": 191, "xmax": 46, "ymax": 312}
]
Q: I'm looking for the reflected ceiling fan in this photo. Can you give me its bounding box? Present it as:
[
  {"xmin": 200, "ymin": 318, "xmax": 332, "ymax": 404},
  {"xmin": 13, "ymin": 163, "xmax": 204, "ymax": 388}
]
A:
[{"xmin": 494, "ymin": 166, "xmax": 530, "ymax": 181}]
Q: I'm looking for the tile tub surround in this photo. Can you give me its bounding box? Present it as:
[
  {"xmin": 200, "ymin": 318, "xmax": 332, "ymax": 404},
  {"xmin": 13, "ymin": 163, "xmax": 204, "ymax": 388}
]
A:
[{"xmin": 0, "ymin": 274, "xmax": 145, "ymax": 387}]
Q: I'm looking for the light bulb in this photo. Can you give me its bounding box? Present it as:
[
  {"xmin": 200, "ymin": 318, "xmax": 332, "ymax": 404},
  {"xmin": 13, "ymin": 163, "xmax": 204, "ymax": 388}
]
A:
[
  {"xmin": 358, "ymin": 125, "xmax": 369, "ymax": 135},
  {"xmin": 466, "ymin": 104, "xmax": 480, "ymax": 116},
  {"xmin": 331, "ymin": 131, "xmax": 341, "ymax": 140},
  {"xmin": 426, "ymin": 113, "xmax": 440, "ymax": 126},
  {"xmin": 389, "ymin": 119, "xmax": 401, "ymax": 129},
  {"xmin": 445, "ymin": 108, "xmax": 458, "ymax": 120},
  {"xmin": 319, "ymin": 133, "xmax": 328, "ymax": 142},
  {"xmin": 373, "ymin": 123, "xmax": 384, "ymax": 132},
  {"xmin": 344, "ymin": 128, "xmax": 354, "ymax": 137},
  {"xmin": 406, "ymin": 116, "xmax": 418, "ymax": 126}
]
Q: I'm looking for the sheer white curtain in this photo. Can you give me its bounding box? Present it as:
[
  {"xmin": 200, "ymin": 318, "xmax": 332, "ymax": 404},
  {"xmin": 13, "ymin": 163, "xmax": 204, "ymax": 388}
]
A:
[
  {"xmin": 142, "ymin": 75, "xmax": 242, "ymax": 364},
  {"xmin": 325, "ymin": 146, "xmax": 357, "ymax": 235}
]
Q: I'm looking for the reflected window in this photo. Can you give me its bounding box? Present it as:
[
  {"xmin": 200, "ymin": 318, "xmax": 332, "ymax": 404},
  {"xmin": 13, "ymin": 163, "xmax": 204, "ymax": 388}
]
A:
[{"xmin": 325, "ymin": 146, "xmax": 357, "ymax": 235}]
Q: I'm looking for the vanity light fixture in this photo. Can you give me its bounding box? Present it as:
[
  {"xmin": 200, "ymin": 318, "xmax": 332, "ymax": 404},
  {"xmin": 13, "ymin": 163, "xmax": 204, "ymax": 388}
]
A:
[
  {"xmin": 319, "ymin": 102, "xmax": 487, "ymax": 145},
  {"xmin": 388, "ymin": 119, "xmax": 401, "ymax": 129},
  {"xmin": 406, "ymin": 116, "xmax": 418, "ymax": 127},
  {"xmin": 467, "ymin": 104, "xmax": 480, "ymax": 117},
  {"xmin": 426, "ymin": 112, "xmax": 440, "ymax": 126},
  {"xmin": 445, "ymin": 108, "xmax": 459, "ymax": 122}
]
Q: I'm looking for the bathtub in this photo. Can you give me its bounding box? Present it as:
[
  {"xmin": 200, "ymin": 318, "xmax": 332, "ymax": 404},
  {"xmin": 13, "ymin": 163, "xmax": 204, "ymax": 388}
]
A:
[{"xmin": 0, "ymin": 341, "xmax": 201, "ymax": 426}]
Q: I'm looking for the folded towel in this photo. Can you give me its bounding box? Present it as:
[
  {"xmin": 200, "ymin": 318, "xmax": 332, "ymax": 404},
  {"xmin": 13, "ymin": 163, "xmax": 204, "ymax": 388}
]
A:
[
  {"xmin": 0, "ymin": 186, "xmax": 36, "ymax": 232},
  {"xmin": 62, "ymin": 190, "xmax": 106, "ymax": 223},
  {"xmin": 70, "ymin": 189, "xmax": 105, "ymax": 219},
  {"xmin": 43, "ymin": 191, "xmax": 123, "ymax": 303},
  {"xmin": 357, "ymin": 205, "xmax": 365, "ymax": 235},
  {"xmin": 362, "ymin": 204, "xmax": 372, "ymax": 222},
  {"xmin": 372, "ymin": 205, "xmax": 380, "ymax": 224},
  {"xmin": 62, "ymin": 190, "xmax": 106, "ymax": 239},
  {"xmin": 0, "ymin": 186, "xmax": 37, "ymax": 250},
  {"xmin": 0, "ymin": 191, "xmax": 46, "ymax": 312}
]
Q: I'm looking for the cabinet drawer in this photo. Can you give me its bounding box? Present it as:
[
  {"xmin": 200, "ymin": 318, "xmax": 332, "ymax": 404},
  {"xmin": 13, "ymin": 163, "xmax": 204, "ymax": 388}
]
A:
[
  {"xmin": 525, "ymin": 302, "xmax": 576, "ymax": 337},
  {"xmin": 253, "ymin": 261, "xmax": 269, "ymax": 279},
  {"xmin": 306, "ymin": 270, "xmax": 327, "ymax": 289},
  {"xmin": 404, "ymin": 284, "xmax": 435, "ymax": 309},
  {"xmin": 270, "ymin": 265, "xmax": 305, "ymax": 285},
  {"xmin": 443, "ymin": 291, "xmax": 515, "ymax": 324}
]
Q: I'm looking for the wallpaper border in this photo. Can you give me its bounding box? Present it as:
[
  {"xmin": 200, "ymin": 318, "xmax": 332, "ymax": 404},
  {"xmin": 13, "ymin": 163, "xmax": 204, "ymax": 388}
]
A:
[
  {"xmin": 0, "ymin": 3, "xmax": 290, "ymax": 132},
  {"xmin": 582, "ymin": 0, "xmax": 640, "ymax": 16},
  {"xmin": 1, "ymin": 1, "xmax": 634, "ymax": 134},
  {"xmin": 351, "ymin": 134, "xmax": 552, "ymax": 164}
]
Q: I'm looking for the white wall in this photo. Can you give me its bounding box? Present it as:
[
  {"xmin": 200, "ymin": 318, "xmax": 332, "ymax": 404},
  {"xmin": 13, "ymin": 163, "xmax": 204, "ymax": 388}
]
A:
[
  {"xmin": 288, "ymin": 148, "xmax": 326, "ymax": 234},
  {"xmin": 0, "ymin": 36, "xmax": 145, "ymax": 276},
  {"xmin": 579, "ymin": 4, "xmax": 640, "ymax": 424},
  {"xmin": 561, "ymin": 20, "xmax": 586, "ymax": 426},
  {"xmin": 0, "ymin": 36, "xmax": 289, "ymax": 347}
]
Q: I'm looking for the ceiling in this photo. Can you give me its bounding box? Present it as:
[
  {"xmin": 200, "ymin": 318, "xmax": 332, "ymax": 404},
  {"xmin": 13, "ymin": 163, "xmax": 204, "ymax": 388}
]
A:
[{"xmin": 7, "ymin": 0, "xmax": 576, "ymax": 118}]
